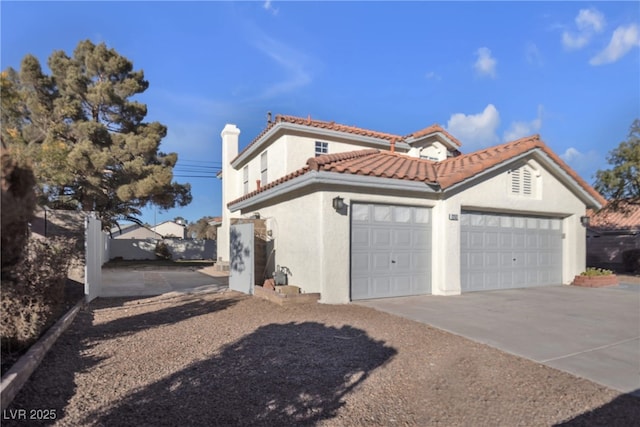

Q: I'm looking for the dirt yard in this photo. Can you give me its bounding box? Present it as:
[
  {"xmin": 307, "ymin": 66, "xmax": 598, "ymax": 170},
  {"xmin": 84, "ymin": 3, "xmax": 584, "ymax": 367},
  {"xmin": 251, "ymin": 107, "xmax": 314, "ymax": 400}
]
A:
[{"xmin": 5, "ymin": 290, "xmax": 639, "ymax": 426}]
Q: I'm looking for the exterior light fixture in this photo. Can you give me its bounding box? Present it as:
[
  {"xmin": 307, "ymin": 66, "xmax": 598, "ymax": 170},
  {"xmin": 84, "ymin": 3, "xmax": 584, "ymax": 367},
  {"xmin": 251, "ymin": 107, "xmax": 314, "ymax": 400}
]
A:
[
  {"xmin": 332, "ymin": 196, "xmax": 345, "ymax": 211},
  {"xmin": 580, "ymin": 216, "xmax": 590, "ymax": 227}
]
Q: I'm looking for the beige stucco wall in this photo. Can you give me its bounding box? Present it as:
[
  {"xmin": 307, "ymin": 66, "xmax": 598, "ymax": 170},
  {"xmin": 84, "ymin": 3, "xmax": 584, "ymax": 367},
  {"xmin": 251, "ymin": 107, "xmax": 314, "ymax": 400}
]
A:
[{"xmin": 233, "ymin": 133, "xmax": 402, "ymax": 196}]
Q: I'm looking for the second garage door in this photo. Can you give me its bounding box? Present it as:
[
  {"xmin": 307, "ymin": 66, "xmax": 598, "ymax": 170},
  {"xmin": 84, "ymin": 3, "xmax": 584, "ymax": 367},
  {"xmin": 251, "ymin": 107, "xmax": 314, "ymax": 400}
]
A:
[
  {"xmin": 351, "ymin": 203, "xmax": 431, "ymax": 300},
  {"xmin": 460, "ymin": 211, "xmax": 563, "ymax": 292}
]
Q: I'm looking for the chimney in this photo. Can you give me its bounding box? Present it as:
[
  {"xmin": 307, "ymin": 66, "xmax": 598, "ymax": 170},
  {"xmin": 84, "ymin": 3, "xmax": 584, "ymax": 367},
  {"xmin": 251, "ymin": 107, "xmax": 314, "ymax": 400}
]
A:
[
  {"xmin": 267, "ymin": 111, "xmax": 272, "ymax": 124},
  {"xmin": 390, "ymin": 137, "xmax": 396, "ymax": 153},
  {"xmin": 256, "ymin": 179, "xmax": 261, "ymax": 190}
]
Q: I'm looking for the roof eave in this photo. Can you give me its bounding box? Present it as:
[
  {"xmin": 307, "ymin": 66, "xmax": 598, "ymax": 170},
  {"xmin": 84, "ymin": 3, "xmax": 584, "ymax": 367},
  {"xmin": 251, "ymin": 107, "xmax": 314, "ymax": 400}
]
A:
[
  {"xmin": 442, "ymin": 148, "xmax": 604, "ymax": 209},
  {"xmin": 405, "ymin": 131, "xmax": 460, "ymax": 151},
  {"xmin": 230, "ymin": 122, "xmax": 409, "ymax": 169},
  {"xmin": 228, "ymin": 170, "xmax": 438, "ymax": 212}
]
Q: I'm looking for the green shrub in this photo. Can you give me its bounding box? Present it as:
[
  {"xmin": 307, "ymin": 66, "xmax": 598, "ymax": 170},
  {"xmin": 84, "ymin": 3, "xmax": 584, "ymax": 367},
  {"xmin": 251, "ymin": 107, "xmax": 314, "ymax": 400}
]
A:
[
  {"xmin": 155, "ymin": 240, "xmax": 172, "ymax": 260},
  {"xmin": 1, "ymin": 236, "xmax": 75, "ymax": 353},
  {"xmin": 580, "ymin": 267, "xmax": 614, "ymax": 277},
  {"xmin": 622, "ymin": 249, "xmax": 640, "ymax": 273}
]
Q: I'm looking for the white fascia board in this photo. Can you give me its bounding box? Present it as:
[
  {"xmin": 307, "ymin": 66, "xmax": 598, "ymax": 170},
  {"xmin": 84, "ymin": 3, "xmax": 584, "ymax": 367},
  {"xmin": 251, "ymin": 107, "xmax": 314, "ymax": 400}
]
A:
[
  {"xmin": 406, "ymin": 132, "xmax": 459, "ymax": 151},
  {"xmin": 444, "ymin": 149, "xmax": 603, "ymax": 209},
  {"xmin": 229, "ymin": 170, "xmax": 438, "ymax": 212},
  {"xmin": 231, "ymin": 122, "xmax": 409, "ymax": 168}
]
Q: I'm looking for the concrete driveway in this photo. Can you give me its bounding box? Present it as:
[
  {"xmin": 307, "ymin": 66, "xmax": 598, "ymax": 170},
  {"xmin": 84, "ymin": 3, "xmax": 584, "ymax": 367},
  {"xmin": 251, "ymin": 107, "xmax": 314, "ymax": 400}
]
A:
[
  {"xmin": 357, "ymin": 284, "xmax": 640, "ymax": 396},
  {"xmin": 101, "ymin": 267, "xmax": 229, "ymax": 298}
]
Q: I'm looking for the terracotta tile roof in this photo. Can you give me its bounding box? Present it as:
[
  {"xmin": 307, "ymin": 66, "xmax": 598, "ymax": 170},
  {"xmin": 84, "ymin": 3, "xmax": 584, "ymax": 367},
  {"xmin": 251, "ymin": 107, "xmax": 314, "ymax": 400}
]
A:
[
  {"xmin": 275, "ymin": 114, "xmax": 402, "ymax": 141},
  {"xmin": 435, "ymin": 135, "xmax": 606, "ymax": 204},
  {"xmin": 228, "ymin": 134, "xmax": 606, "ymax": 208},
  {"xmin": 588, "ymin": 201, "xmax": 640, "ymax": 231},
  {"xmin": 232, "ymin": 114, "xmax": 403, "ymax": 164},
  {"xmin": 307, "ymin": 149, "xmax": 439, "ymax": 182},
  {"xmin": 405, "ymin": 124, "xmax": 462, "ymax": 147}
]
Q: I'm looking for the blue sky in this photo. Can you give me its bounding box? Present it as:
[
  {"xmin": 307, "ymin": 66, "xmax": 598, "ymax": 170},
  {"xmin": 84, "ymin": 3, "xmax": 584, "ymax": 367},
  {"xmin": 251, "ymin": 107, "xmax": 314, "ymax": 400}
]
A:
[{"xmin": 2, "ymin": 1, "xmax": 639, "ymax": 226}]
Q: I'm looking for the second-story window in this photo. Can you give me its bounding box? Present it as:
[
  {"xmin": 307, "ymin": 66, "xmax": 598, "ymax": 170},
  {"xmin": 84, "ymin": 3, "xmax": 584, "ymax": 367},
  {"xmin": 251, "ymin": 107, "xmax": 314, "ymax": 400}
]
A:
[
  {"xmin": 243, "ymin": 165, "xmax": 249, "ymax": 194},
  {"xmin": 315, "ymin": 141, "xmax": 328, "ymax": 157},
  {"xmin": 261, "ymin": 151, "xmax": 268, "ymax": 185}
]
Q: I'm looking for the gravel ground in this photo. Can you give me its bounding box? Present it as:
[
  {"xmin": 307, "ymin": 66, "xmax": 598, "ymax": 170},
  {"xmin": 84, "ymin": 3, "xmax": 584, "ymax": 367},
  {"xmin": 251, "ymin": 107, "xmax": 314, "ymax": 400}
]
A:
[{"xmin": 5, "ymin": 290, "xmax": 639, "ymax": 426}]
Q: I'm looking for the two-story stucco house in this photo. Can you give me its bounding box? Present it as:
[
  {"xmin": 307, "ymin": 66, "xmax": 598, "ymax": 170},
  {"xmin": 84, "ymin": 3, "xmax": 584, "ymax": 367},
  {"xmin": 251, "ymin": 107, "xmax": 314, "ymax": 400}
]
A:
[{"xmin": 218, "ymin": 114, "xmax": 605, "ymax": 304}]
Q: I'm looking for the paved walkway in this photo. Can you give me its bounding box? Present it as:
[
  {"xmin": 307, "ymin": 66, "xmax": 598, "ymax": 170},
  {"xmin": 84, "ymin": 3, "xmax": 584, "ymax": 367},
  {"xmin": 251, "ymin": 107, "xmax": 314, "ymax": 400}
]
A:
[
  {"xmin": 101, "ymin": 267, "xmax": 229, "ymax": 298},
  {"xmin": 358, "ymin": 284, "xmax": 640, "ymax": 396}
]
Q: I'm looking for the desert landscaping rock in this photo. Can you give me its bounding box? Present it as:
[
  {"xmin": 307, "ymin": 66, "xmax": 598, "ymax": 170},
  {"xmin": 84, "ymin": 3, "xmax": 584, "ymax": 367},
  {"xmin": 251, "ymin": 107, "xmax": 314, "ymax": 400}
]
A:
[{"xmin": 5, "ymin": 291, "xmax": 639, "ymax": 426}]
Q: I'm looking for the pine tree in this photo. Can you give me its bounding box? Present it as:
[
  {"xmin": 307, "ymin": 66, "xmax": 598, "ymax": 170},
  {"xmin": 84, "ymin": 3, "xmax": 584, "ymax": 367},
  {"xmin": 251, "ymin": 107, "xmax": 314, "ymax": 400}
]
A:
[{"xmin": 1, "ymin": 40, "xmax": 192, "ymax": 228}]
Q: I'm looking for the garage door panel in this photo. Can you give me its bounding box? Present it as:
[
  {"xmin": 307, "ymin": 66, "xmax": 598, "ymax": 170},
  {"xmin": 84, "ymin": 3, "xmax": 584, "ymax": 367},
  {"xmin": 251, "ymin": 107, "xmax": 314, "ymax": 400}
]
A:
[
  {"xmin": 352, "ymin": 228, "xmax": 369, "ymax": 246},
  {"xmin": 470, "ymin": 253, "xmax": 484, "ymax": 268},
  {"xmin": 351, "ymin": 277, "xmax": 369, "ymax": 300},
  {"xmin": 373, "ymin": 277, "xmax": 391, "ymax": 295},
  {"xmin": 394, "ymin": 276, "xmax": 412, "ymax": 294},
  {"xmin": 394, "ymin": 252, "xmax": 411, "ymax": 269},
  {"xmin": 461, "ymin": 211, "xmax": 562, "ymax": 292},
  {"xmin": 373, "ymin": 229, "xmax": 391, "ymax": 246},
  {"xmin": 485, "ymin": 232, "xmax": 499, "ymax": 248},
  {"xmin": 351, "ymin": 203, "xmax": 431, "ymax": 300},
  {"xmin": 372, "ymin": 253, "xmax": 390, "ymax": 271},
  {"xmin": 351, "ymin": 253, "xmax": 369, "ymax": 275},
  {"xmin": 485, "ymin": 252, "xmax": 499, "ymax": 267},
  {"xmin": 394, "ymin": 229, "xmax": 412, "ymax": 247}
]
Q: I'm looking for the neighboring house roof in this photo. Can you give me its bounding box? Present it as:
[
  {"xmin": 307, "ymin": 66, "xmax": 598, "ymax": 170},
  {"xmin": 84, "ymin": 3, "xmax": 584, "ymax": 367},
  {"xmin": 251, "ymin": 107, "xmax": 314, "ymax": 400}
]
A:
[
  {"xmin": 228, "ymin": 134, "xmax": 606, "ymax": 207},
  {"xmin": 208, "ymin": 216, "xmax": 223, "ymax": 227},
  {"xmin": 588, "ymin": 201, "xmax": 640, "ymax": 231}
]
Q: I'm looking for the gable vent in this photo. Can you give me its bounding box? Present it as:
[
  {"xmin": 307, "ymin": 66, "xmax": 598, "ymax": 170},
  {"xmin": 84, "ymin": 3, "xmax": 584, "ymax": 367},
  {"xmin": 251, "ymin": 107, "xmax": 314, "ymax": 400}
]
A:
[
  {"xmin": 522, "ymin": 168, "xmax": 532, "ymax": 195},
  {"xmin": 511, "ymin": 168, "xmax": 521, "ymax": 193},
  {"xmin": 510, "ymin": 165, "xmax": 536, "ymax": 197}
]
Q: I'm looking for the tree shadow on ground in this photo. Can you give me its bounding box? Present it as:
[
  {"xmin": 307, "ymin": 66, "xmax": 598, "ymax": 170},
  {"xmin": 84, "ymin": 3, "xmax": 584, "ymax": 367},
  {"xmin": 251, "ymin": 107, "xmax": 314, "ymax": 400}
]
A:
[
  {"xmin": 4, "ymin": 295, "xmax": 240, "ymax": 426},
  {"xmin": 83, "ymin": 322, "xmax": 397, "ymax": 426},
  {"xmin": 85, "ymin": 295, "xmax": 238, "ymax": 340},
  {"xmin": 555, "ymin": 390, "xmax": 640, "ymax": 426}
]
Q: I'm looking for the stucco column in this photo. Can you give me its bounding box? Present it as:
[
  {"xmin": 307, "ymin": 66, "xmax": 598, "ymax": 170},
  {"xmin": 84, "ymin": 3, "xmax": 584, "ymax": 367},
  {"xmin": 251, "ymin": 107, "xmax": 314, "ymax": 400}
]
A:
[
  {"xmin": 217, "ymin": 124, "xmax": 240, "ymax": 263},
  {"xmin": 432, "ymin": 200, "xmax": 461, "ymax": 295}
]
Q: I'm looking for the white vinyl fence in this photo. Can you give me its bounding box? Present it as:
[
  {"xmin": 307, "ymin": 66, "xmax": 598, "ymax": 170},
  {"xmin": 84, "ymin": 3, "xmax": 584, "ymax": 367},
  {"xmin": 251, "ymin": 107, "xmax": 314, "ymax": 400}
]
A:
[{"xmin": 85, "ymin": 213, "xmax": 107, "ymax": 302}]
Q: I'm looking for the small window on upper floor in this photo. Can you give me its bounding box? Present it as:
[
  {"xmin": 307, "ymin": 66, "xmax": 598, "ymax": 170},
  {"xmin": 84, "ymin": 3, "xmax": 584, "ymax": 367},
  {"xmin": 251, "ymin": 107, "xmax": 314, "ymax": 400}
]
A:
[
  {"xmin": 260, "ymin": 151, "xmax": 268, "ymax": 185},
  {"xmin": 315, "ymin": 141, "xmax": 328, "ymax": 157},
  {"xmin": 243, "ymin": 165, "xmax": 249, "ymax": 195},
  {"xmin": 509, "ymin": 164, "xmax": 538, "ymax": 197}
]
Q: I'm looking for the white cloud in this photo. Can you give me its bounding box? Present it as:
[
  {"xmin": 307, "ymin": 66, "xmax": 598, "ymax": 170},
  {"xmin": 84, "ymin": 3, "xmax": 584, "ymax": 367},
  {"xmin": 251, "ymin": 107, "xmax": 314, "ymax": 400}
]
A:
[
  {"xmin": 562, "ymin": 8, "xmax": 605, "ymax": 50},
  {"xmin": 525, "ymin": 43, "xmax": 543, "ymax": 66},
  {"xmin": 559, "ymin": 147, "xmax": 601, "ymax": 179},
  {"xmin": 590, "ymin": 24, "xmax": 640, "ymax": 65},
  {"xmin": 425, "ymin": 71, "xmax": 441, "ymax": 80},
  {"xmin": 263, "ymin": 0, "xmax": 279, "ymax": 15},
  {"xmin": 252, "ymin": 34, "xmax": 312, "ymax": 99},
  {"xmin": 576, "ymin": 8, "xmax": 605, "ymax": 33},
  {"xmin": 446, "ymin": 104, "xmax": 500, "ymax": 150},
  {"xmin": 473, "ymin": 47, "xmax": 497, "ymax": 78},
  {"xmin": 562, "ymin": 32, "xmax": 590, "ymax": 50},
  {"xmin": 503, "ymin": 105, "xmax": 544, "ymax": 141}
]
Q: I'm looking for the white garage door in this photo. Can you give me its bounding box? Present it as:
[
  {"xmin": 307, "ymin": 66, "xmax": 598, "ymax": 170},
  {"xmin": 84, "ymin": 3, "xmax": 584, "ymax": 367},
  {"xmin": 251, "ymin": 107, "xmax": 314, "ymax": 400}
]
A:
[
  {"xmin": 461, "ymin": 211, "xmax": 563, "ymax": 292},
  {"xmin": 351, "ymin": 203, "xmax": 431, "ymax": 300}
]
